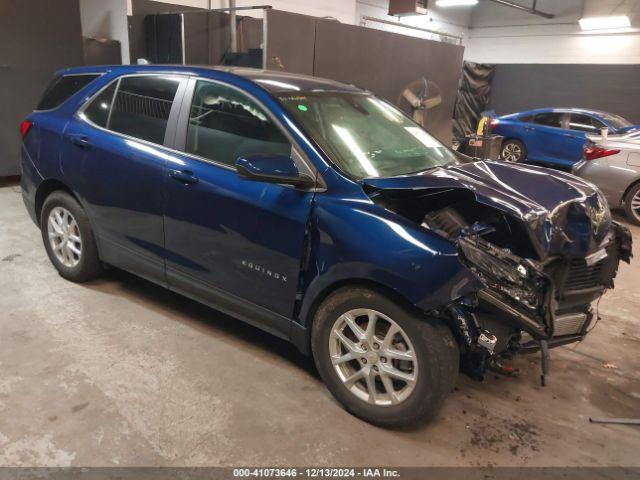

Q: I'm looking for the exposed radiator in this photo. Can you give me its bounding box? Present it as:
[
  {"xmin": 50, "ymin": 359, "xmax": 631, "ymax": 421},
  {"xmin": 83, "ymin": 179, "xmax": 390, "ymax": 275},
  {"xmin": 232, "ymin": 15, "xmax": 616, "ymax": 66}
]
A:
[{"xmin": 553, "ymin": 312, "xmax": 588, "ymax": 336}]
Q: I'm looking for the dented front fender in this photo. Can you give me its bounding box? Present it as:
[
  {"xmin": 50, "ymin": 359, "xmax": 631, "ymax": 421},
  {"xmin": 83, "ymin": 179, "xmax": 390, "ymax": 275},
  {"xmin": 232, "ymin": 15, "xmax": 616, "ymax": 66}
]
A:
[{"xmin": 297, "ymin": 196, "xmax": 483, "ymax": 326}]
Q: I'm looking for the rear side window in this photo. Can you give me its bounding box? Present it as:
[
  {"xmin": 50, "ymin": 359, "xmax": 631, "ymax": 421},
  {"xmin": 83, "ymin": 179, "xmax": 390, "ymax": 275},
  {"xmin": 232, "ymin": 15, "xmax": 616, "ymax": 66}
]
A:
[
  {"xmin": 110, "ymin": 76, "xmax": 181, "ymax": 144},
  {"xmin": 533, "ymin": 112, "xmax": 562, "ymax": 128},
  {"xmin": 37, "ymin": 74, "xmax": 100, "ymax": 111},
  {"xmin": 185, "ymin": 80, "xmax": 291, "ymax": 166},
  {"xmin": 82, "ymin": 76, "xmax": 181, "ymax": 144},
  {"xmin": 568, "ymin": 114, "xmax": 605, "ymax": 133},
  {"xmin": 83, "ymin": 82, "xmax": 117, "ymax": 128}
]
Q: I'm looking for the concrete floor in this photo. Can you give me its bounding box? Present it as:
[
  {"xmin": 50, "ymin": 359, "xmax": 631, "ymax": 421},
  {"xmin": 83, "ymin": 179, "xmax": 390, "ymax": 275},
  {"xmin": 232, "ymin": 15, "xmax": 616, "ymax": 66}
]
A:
[{"xmin": 0, "ymin": 182, "xmax": 639, "ymax": 467}]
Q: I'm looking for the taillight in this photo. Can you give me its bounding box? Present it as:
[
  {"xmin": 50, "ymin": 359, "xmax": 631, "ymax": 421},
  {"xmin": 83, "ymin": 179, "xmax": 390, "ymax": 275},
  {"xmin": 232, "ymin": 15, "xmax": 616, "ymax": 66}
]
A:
[
  {"xmin": 583, "ymin": 145, "xmax": 620, "ymax": 160},
  {"xmin": 20, "ymin": 120, "xmax": 33, "ymax": 139}
]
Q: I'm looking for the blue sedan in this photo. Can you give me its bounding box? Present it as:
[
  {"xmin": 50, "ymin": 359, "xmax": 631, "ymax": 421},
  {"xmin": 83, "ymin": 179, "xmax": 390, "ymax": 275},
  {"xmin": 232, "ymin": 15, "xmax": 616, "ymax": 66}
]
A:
[{"xmin": 490, "ymin": 108, "xmax": 639, "ymax": 169}]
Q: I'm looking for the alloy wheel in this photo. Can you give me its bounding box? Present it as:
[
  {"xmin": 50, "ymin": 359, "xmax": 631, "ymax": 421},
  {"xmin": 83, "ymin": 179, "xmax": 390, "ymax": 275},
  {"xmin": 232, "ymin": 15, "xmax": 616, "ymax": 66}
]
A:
[
  {"xmin": 329, "ymin": 308, "xmax": 418, "ymax": 406},
  {"xmin": 502, "ymin": 143, "xmax": 521, "ymax": 162},
  {"xmin": 47, "ymin": 206, "xmax": 82, "ymax": 268}
]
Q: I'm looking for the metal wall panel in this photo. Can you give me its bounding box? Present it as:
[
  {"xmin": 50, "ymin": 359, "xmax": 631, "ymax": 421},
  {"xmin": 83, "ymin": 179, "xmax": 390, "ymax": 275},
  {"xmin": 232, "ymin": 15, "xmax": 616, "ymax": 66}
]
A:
[
  {"xmin": 0, "ymin": 0, "xmax": 84, "ymax": 176},
  {"xmin": 489, "ymin": 64, "xmax": 640, "ymax": 124},
  {"xmin": 265, "ymin": 10, "xmax": 316, "ymax": 74},
  {"xmin": 129, "ymin": 9, "xmax": 263, "ymax": 67},
  {"xmin": 312, "ymin": 20, "xmax": 465, "ymax": 144}
]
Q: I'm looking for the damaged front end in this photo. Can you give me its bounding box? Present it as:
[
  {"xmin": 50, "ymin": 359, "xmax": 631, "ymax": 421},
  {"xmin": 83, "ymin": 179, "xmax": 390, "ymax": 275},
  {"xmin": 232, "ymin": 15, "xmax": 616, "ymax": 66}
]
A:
[{"xmin": 365, "ymin": 161, "xmax": 633, "ymax": 383}]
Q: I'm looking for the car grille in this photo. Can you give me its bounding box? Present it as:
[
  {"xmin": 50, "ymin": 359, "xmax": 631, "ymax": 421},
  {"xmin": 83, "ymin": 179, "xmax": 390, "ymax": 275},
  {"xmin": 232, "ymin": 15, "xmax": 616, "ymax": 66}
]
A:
[{"xmin": 564, "ymin": 259, "xmax": 605, "ymax": 291}]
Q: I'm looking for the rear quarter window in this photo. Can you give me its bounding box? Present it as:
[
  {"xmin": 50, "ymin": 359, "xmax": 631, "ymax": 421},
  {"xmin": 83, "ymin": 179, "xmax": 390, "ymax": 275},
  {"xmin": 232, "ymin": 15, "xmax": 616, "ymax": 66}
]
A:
[
  {"xmin": 82, "ymin": 75, "xmax": 182, "ymax": 145},
  {"xmin": 36, "ymin": 74, "xmax": 100, "ymax": 111}
]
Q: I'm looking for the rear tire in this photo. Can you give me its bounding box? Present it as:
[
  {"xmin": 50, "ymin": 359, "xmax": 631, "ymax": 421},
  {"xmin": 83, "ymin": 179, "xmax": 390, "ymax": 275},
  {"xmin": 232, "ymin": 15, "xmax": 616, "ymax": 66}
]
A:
[
  {"xmin": 311, "ymin": 287, "xmax": 459, "ymax": 428},
  {"xmin": 623, "ymin": 183, "xmax": 640, "ymax": 226},
  {"xmin": 501, "ymin": 139, "xmax": 527, "ymax": 163},
  {"xmin": 40, "ymin": 191, "xmax": 102, "ymax": 282}
]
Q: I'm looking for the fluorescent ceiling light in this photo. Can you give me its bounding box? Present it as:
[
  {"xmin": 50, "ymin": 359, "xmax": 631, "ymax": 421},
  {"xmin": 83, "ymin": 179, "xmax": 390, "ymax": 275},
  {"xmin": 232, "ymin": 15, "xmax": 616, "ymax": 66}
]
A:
[
  {"xmin": 436, "ymin": 0, "xmax": 478, "ymax": 6},
  {"xmin": 579, "ymin": 15, "xmax": 631, "ymax": 31}
]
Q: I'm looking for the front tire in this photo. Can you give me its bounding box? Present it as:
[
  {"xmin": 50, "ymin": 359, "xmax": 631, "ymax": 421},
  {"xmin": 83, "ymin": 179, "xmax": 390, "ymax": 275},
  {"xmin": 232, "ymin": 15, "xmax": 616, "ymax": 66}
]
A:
[
  {"xmin": 501, "ymin": 139, "xmax": 527, "ymax": 163},
  {"xmin": 40, "ymin": 191, "xmax": 102, "ymax": 282},
  {"xmin": 311, "ymin": 287, "xmax": 459, "ymax": 427},
  {"xmin": 624, "ymin": 183, "xmax": 640, "ymax": 226}
]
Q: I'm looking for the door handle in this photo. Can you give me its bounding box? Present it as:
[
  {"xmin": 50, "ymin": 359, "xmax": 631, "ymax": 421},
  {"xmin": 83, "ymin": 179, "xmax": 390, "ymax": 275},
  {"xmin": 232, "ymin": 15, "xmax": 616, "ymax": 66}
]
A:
[
  {"xmin": 563, "ymin": 133, "xmax": 576, "ymax": 138},
  {"xmin": 69, "ymin": 134, "xmax": 91, "ymax": 149},
  {"xmin": 524, "ymin": 126, "xmax": 535, "ymax": 132},
  {"xmin": 169, "ymin": 169, "xmax": 199, "ymax": 185}
]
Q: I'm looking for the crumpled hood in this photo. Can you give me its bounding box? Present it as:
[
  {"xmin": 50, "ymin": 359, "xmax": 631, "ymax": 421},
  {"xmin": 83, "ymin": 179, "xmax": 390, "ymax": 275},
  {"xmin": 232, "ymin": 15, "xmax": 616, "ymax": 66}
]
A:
[{"xmin": 363, "ymin": 161, "xmax": 611, "ymax": 259}]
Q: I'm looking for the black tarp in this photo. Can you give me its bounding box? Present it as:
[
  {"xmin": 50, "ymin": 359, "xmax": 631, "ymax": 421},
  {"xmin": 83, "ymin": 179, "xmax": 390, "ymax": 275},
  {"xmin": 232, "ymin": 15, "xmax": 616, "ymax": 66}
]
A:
[{"xmin": 453, "ymin": 62, "xmax": 495, "ymax": 141}]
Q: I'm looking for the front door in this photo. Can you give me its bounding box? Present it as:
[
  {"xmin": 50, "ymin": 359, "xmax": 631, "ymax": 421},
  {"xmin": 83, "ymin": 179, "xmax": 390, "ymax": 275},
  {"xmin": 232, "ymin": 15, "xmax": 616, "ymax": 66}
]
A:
[
  {"xmin": 163, "ymin": 79, "xmax": 315, "ymax": 327},
  {"xmin": 62, "ymin": 74, "xmax": 187, "ymax": 282}
]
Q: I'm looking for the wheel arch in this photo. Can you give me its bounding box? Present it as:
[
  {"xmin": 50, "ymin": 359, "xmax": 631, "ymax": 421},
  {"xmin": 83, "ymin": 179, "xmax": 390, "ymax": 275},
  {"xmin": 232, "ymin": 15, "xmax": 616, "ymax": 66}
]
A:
[
  {"xmin": 299, "ymin": 277, "xmax": 432, "ymax": 337},
  {"xmin": 35, "ymin": 179, "xmax": 80, "ymax": 224},
  {"xmin": 622, "ymin": 178, "xmax": 640, "ymax": 207},
  {"xmin": 501, "ymin": 137, "xmax": 525, "ymax": 148}
]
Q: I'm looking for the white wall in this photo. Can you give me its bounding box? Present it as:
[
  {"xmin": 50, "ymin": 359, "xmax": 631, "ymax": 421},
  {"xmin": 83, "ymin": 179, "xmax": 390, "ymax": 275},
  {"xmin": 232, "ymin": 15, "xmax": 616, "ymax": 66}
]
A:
[
  {"xmin": 465, "ymin": 0, "xmax": 640, "ymax": 64},
  {"xmin": 80, "ymin": 0, "xmax": 131, "ymax": 64},
  {"xmin": 356, "ymin": 0, "xmax": 469, "ymax": 45}
]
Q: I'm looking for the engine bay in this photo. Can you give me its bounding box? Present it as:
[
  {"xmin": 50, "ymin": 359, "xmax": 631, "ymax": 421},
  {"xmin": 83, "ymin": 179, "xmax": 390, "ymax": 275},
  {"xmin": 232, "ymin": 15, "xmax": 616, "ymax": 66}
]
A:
[{"xmin": 369, "ymin": 183, "xmax": 633, "ymax": 381}]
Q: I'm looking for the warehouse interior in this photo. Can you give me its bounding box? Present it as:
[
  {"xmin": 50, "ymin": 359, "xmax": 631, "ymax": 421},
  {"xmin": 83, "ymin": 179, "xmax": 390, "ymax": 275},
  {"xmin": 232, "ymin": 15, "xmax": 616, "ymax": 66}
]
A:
[{"xmin": 0, "ymin": 0, "xmax": 639, "ymax": 474}]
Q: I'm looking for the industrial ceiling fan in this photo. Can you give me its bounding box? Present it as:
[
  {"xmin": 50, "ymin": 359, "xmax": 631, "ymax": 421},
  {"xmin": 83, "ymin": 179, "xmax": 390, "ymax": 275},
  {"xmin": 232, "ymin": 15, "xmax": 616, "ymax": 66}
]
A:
[{"xmin": 398, "ymin": 77, "xmax": 443, "ymax": 128}]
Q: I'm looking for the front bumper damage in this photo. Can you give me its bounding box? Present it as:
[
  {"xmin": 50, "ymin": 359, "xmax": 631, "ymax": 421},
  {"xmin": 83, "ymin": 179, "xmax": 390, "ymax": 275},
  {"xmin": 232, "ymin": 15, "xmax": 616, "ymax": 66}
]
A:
[
  {"xmin": 364, "ymin": 160, "xmax": 633, "ymax": 383},
  {"xmin": 444, "ymin": 221, "xmax": 632, "ymax": 382}
]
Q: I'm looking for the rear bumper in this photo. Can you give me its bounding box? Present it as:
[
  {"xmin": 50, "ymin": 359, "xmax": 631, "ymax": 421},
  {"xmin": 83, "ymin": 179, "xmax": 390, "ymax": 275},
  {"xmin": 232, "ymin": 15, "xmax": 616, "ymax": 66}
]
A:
[
  {"xmin": 22, "ymin": 192, "xmax": 38, "ymax": 227},
  {"xmin": 20, "ymin": 144, "xmax": 41, "ymax": 227},
  {"xmin": 572, "ymin": 160, "xmax": 627, "ymax": 207}
]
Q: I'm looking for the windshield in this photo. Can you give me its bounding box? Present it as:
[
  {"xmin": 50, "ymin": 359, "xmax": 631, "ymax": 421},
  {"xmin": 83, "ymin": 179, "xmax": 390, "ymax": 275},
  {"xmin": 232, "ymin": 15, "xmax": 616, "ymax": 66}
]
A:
[
  {"xmin": 598, "ymin": 112, "xmax": 632, "ymax": 130},
  {"xmin": 277, "ymin": 92, "xmax": 457, "ymax": 179}
]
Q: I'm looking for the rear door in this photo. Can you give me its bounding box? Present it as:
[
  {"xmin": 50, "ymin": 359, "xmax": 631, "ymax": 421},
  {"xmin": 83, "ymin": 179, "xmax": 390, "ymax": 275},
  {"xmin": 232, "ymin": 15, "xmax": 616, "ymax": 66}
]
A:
[
  {"xmin": 62, "ymin": 74, "xmax": 188, "ymax": 283},
  {"xmin": 530, "ymin": 112, "xmax": 568, "ymax": 166},
  {"xmin": 509, "ymin": 114, "xmax": 538, "ymax": 157},
  {"xmin": 163, "ymin": 78, "xmax": 316, "ymax": 327}
]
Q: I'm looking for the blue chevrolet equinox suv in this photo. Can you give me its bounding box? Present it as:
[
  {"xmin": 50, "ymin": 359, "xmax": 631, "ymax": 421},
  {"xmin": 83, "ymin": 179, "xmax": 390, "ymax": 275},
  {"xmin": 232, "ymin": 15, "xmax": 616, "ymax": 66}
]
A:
[{"xmin": 21, "ymin": 65, "xmax": 632, "ymax": 427}]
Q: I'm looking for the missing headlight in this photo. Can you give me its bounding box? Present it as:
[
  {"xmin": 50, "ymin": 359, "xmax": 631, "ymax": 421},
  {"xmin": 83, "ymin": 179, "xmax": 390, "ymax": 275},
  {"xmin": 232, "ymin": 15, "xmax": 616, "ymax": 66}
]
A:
[{"xmin": 457, "ymin": 236, "xmax": 546, "ymax": 312}]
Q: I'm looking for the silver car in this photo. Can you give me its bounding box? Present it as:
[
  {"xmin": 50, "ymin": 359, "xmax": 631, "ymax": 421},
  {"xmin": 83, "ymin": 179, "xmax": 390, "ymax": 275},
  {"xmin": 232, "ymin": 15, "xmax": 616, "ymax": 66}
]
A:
[{"xmin": 573, "ymin": 133, "xmax": 640, "ymax": 225}]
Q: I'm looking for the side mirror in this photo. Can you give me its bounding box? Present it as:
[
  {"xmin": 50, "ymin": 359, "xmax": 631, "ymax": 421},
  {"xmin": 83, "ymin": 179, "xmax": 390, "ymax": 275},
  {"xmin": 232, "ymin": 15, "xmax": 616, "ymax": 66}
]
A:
[{"xmin": 236, "ymin": 155, "xmax": 316, "ymax": 189}]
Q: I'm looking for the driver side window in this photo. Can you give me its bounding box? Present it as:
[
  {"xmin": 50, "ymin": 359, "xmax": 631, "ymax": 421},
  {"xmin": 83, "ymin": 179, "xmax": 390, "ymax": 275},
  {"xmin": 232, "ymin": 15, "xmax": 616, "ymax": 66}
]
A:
[{"xmin": 186, "ymin": 80, "xmax": 292, "ymax": 166}]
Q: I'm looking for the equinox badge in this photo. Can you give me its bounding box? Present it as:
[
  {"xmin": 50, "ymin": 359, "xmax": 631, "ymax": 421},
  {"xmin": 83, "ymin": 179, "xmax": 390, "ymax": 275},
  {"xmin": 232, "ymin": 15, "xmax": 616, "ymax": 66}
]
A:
[{"xmin": 241, "ymin": 260, "xmax": 288, "ymax": 283}]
